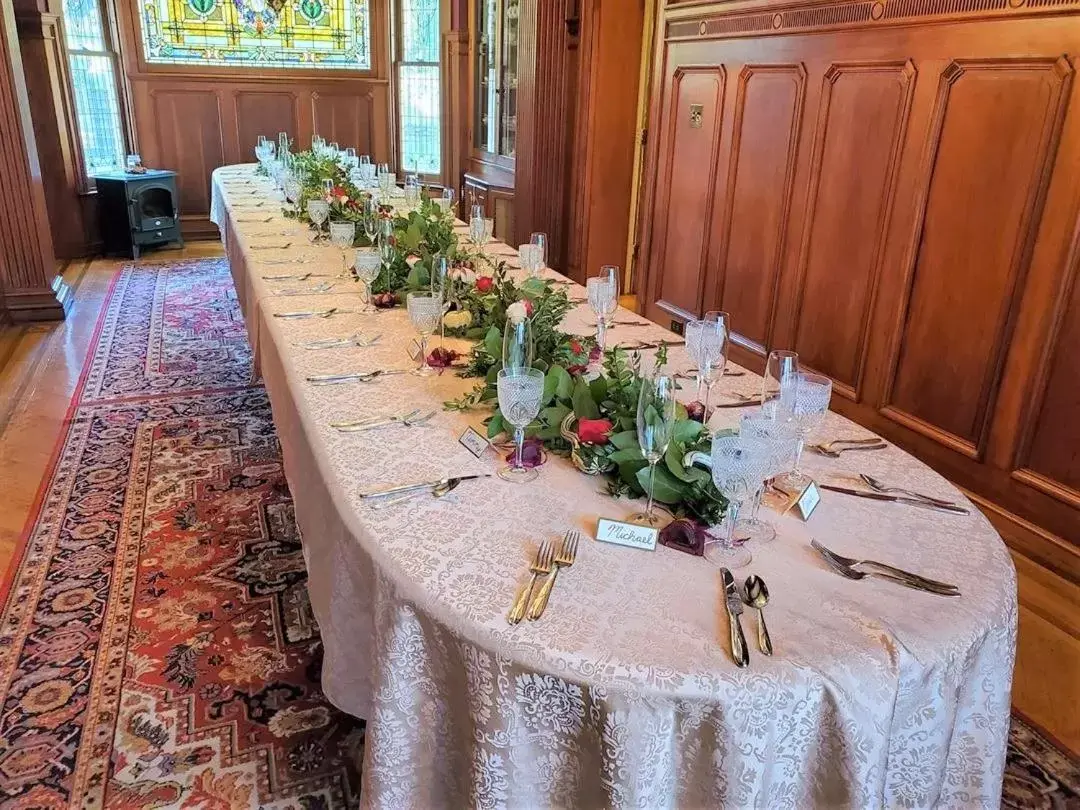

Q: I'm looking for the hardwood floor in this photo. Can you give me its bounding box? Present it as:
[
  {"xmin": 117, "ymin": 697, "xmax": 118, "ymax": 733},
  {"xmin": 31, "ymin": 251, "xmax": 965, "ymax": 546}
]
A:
[{"xmin": 0, "ymin": 243, "xmax": 1076, "ymax": 759}]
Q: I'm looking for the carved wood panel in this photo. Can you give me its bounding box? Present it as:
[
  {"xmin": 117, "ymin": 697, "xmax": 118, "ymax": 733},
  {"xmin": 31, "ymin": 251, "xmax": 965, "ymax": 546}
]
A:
[
  {"xmin": 791, "ymin": 61, "xmax": 914, "ymax": 400},
  {"xmin": 882, "ymin": 57, "xmax": 1073, "ymax": 457},
  {"xmin": 234, "ymin": 91, "xmax": 299, "ymax": 160},
  {"xmin": 715, "ymin": 63, "xmax": 805, "ymax": 355},
  {"xmin": 651, "ymin": 65, "xmax": 725, "ymax": 321},
  {"xmin": 148, "ymin": 89, "xmax": 225, "ymax": 220}
]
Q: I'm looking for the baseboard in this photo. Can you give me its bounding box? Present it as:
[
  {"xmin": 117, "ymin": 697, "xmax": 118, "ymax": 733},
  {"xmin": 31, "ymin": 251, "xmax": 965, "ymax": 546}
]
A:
[
  {"xmin": 970, "ymin": 492, "xmax": 1080, "ymax": 586},
  {"xmin": 5, "ymin": 275, "xmax": 74, "ymax": 322}
]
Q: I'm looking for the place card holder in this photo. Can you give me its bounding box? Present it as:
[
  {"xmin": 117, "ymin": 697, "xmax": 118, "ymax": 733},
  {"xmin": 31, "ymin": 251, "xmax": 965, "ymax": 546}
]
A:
[
  {"xmin": 459, "ymin": 426, "xmax": 496, "ymax": 459},
  {"xmin": 778, "ymin": 480, "xmax": 821, "ymax": 521}
]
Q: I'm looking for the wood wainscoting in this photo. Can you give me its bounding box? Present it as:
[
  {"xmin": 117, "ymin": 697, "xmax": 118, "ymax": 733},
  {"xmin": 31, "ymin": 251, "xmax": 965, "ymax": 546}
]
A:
[{"xmin": 637, "ymin": 0, "xmax": 1080, "ymax": 752}]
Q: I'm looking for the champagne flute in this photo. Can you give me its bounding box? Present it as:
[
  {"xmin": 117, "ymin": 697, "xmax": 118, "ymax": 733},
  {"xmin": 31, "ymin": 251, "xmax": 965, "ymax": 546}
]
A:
[
  {"xmin": 631, "ymin": 373, "xmax": 677, "ymax": 526},
  {"xmin": 587, "ymin": 275, "xmax": 617, "ymax": 352},
  {"xmin": 497, "ymin": 367, "xmax": 545, "ymax": 483},
  {"xmin": 306, "ymin": 199, "xmax": 329, "ymax": 242},
  {"xmin": 329, "ymin": 221, "xmax": 356, "ymax": 275},
  {"xmin": 761, "ymin": 350, "xmax": 799, "ymax": 417},
  {"xmin": 406, "ymin": 293, "xmax": 441, "ymax": 376},
  {"xmin": 363, "ymin": 196, "xmax": 379, "ymax": 245},
  {"xmin": 431, "ymin": 256, "xmax": 450, "ymax": 346},
  {"xmin": 697, "ymin": 311, "xmax": 729, "ymax": 417},
  {"xmin": 439, "ymin": 186, "xmax": 455, "ymax": 214},
  {"xmin": 530, "ymin": 232, "xmax": 548, "ymax": 273},
  {"xmin": 703, "ymin": 436, "xmax": 764, "ymax": 568},
  {"xmin": 377, "ymin": 218, "xmax": 394, "ymax": 288},
  {"xmin": 354, "ymin": 248, "xmax": 380, "ymax": 312},
  {"xmin": 502, "ymin": 316, "xmax": 534, "ymax": 371},
  {"xmin": 599, "ymin": 265, "xmax": 619, "ymax": 326}
]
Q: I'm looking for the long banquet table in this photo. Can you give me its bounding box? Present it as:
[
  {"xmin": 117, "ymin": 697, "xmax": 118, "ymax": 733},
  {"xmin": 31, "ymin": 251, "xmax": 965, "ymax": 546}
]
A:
[{"xmin": 210, "ymin": 165, "xmax": 1017, "ymax": 809}]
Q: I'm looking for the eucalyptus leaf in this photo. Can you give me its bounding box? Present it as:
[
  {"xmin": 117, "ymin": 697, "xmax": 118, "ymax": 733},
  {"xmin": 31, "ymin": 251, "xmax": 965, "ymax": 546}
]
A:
[
  {"xmin": 609, "ymin": 447, "xmax": 645, "ymax": 464},
  {"xmin": 487, "ymin": 411, "xmax": 505, "ymax": 440},
  {"xmin": 609, "ymin": 430, "xmax": 638, "ymax": 450},
  {"xmin": 552, "ymin": 365, "xmax": 573, "ymax": 400},
  {"xmin": 672, "ymin": 419, "xmax": 704, "ymax": 445},
  {"xmin": 483, "ymin": 325, "xmax": 502, "ymax": 360}
]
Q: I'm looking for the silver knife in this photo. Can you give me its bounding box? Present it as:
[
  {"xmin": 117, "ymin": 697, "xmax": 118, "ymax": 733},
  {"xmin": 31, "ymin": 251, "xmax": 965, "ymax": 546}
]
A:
[
  {"xmin": 720, "ymin": 568, "xmax": 750, "ymax": 667},
  {"xmin": 820, "ymin": 485, "xmax": 969, "ymax": 514},
  {"xmin": 359, "ymin": 474, "xmax": 490, "ymax": 499}
]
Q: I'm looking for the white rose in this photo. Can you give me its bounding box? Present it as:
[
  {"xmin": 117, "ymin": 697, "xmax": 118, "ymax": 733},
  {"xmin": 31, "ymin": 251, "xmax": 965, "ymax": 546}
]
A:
[{"xmin": 506, "ymin": 301, "xmax": 528, "ymax": 325}]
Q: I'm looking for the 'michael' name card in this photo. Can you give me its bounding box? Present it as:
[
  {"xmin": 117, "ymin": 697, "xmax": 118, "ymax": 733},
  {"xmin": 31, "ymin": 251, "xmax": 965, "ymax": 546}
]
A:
[{"xmin": 596, "ymin": 518, "xmax": 658, "ymax": 551}]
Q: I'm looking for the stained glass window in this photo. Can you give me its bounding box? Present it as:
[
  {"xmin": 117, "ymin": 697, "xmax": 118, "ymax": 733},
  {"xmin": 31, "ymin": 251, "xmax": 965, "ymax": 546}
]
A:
[
  {"xmin": 140, "ymin": 0, "xmax": 371, "ymax": 69},
  {"xmin": 397, "ymin": 0, "xmax": 440, "ymax": 174},
  {"xmin": 62, "ymin": 0, "xmax": 126, "ymax": 178}
]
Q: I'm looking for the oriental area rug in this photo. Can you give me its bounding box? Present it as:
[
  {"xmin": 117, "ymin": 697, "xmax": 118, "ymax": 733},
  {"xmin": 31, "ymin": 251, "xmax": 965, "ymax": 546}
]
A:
[{"xmin": 0, "ymin": 258, "xmax": 1075, "ymax": 809}]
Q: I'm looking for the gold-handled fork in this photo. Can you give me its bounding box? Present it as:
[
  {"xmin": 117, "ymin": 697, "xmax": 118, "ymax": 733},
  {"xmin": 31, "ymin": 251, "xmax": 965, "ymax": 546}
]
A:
[
  {"xmin": 527, "ymin": 531, "xmax": 581, "ymax": 621},
  {"xmin": 508, "ymin": 540, "xmax": 554, "ymax": 625}
]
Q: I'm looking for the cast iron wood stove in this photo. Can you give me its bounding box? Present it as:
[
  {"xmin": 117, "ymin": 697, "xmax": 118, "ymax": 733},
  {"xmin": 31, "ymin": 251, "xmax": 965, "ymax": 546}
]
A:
[{"xmin": 93, "ymin": 169, "xmax": 184, "ymax": 258}]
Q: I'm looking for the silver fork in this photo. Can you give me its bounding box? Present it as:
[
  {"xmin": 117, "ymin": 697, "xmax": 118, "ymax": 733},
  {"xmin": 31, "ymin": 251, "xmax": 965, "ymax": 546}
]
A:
[
  {"xmin": 858, "ymin": 474, "xmax": 957, "ymax": 508},
  {"xmin": 508, "ymin": 540, "xmax": 555, "ymax": 624},
  {"xmin": 811, "ymin": 539, "xmax": 959, "ymax": 595},
  {"xmin": 527, "ymin": 531, "xmax": 581, "ymax": 620},
  {"xmin": 332, "ymin": 410, "xmax": 435, "ymax": 432}
]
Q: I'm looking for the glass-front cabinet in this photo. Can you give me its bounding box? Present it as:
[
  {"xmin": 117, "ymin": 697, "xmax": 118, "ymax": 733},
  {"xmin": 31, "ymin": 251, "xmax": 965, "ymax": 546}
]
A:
[{"xmin": 474, "ymin": 0, "xmax": 517, "ymax": 160}]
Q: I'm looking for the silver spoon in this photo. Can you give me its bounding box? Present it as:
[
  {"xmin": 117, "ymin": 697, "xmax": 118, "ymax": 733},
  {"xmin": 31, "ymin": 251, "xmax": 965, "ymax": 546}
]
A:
[
  {"xmin": 858, "ymin": 473, "xmax": 957, "ymax": 508},
  {"xmin": 743, "ymin": 575, "xmax": 773, "ymax": 656}
]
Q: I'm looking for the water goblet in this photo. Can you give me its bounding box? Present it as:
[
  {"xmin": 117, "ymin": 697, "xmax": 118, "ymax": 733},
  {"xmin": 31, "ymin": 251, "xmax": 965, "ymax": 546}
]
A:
[
  {"xmin": 406, "ymin": 293, "xmax": 441, "ymax": 376},
  {"xmin": 703, "ymin": 436, "xmax": 767, "ymax": 568},
  {"xmin": 497, "ymin": 367, "xmax": 545, "ymax": 483},
  {"xmin": 775, "ymin": 371, "xmax": 832, "ymax": 488},
  {"xmin": 736, "ymin": 412, "xmax": 800, "ymax": 543},
  {"xmin": 284, "ymin": 176, "xmax": 302, "ymax": 214},
  {"xmin": 761, "ymin": 350, "xmax": 799, "ymax": 416},
  {"xmin": 354, "ymin": 248, "xmax": 381, "ymax": 312},
  {"xmin": 587, "ymin": 275, "xmax": 617, "ymax": 352},
  {"xmin": 306, "ymin": 199, "xmax": 330, "ymax": 242},
  {"xmin": 518, "ymin": 244, "xmax": 536, "ymax": 276},
  {"xmin": 502, "ymin": 316, "xmax": 534, "ymax": 371},
  {"xmin": 329, "ymin": 221, "xmax": 356, "ymax": 275},
  {"xmin": 631, "ymin": 373, "xmax": 677, "ymax": 527}
]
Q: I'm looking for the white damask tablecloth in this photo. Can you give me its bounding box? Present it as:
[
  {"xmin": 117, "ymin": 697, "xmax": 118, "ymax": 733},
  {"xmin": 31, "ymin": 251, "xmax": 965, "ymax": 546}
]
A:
[{"xmin": 210, "ymin": 166, "xmax": 1017, "ymax": 809}]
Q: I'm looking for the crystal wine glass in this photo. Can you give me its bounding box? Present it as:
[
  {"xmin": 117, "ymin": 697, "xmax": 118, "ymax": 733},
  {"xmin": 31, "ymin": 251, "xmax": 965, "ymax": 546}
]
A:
[
  {"xmin": 518, "ymin": 244, "xmax": 537, "ymax": 277},
  {"xmin": 329, "ymin": 221, "xmax": 356, "ymax": 275},
  {"xmin": 406, "ymin": 293, "xmax": 441, "ymax": 376},
  {"xmin": 502, "ymin": 316, "xmax": 534, "ymax": 371},
  {"xmin": 587, "ymin": 275, "xmax": 617, "ymax": 352},
  {"xmin": 306, "ymin": 199, "xmax": 329, "ymax": 242},
  {"xmin": 284, "ymin": 176, "xmax": 302, "ymax": 215},
  {"xmin": 775, "ymin": 371, "xmax": 832, "ymax": 488},
  {"xmin": 761, "ymin": 350, "xmax": 799, "ymax": 417},
  {"xmin": 704, "ymin": 436, "xmax": 767, "ymax": 568},
  {"xmin": 736, "ymin": 411, "xmax": 800, "ymax": 543},
  {"xmin": 354, "ymin": 248, "xmax": 381, "ymax": 312},
  {"xmin": 497, "ymin": 367, "xmax": 545, "ymax": 483},
  {"xmin": 631, "ymin": 373, "xmax": 677, "ymax": 526}
]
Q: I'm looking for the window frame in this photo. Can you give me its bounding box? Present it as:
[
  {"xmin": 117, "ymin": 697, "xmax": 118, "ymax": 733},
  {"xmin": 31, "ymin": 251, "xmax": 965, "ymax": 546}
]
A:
[
  {"xmin": 391, "ymin": 0, "xmax": 445, "ymax": 183},
  {"xmin": 60, "ymin": 0, "xmax": 132, "ymax": 191}
]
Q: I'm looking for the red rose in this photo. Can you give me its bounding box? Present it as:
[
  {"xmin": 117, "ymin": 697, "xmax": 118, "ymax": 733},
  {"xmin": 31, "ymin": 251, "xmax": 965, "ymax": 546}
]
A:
[
  {"xmin": 524, "ymin": 299, "xmax": 534, "ymax": 316},
  {"xmin": 475, "ymin": 276, "xmax": 494, "ymax": 293},
  {"xmin": 685, "ymin": 401, "xmax": 706, "ymax": 423},
  {"xmin": 569, "ymin": 339, "xmax": 583, "ymax": 355},
  {"xmin": 577, "ymin": 418, "xmax": 613, "ymax": 445}
]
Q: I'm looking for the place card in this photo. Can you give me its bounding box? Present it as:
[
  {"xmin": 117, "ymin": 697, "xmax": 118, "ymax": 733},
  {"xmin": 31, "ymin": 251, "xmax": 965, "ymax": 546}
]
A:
[
  {"xmin": 596, "ymin": 518, "xmax": 658, "ymax": 551},
  {"xmin": 459, "ymin": 426, "xmax": 492, "ymax": 458},
  {"xmin": 780, "ymin": 480, "xmax": 821, "ymax": 521}
]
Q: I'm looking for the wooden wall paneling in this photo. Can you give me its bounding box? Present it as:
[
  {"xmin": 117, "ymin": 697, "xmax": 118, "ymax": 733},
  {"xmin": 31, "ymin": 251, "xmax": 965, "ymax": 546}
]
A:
[
  {"xmin": 145, "ymin": 86, "xmax": 225, "ymax": 237},
  {"xmin": 14, "ymin": 5, "xmax": 93, "ymax": 258},
  {"xmin": 880, "ymin": 57, "xmax": 1073, "ymax": 459},
  {"xmin": 645, "ymin": 62, "xmax": 725, "ymax": 324},
  {"xmin": 785, "ymin": 60, "xmax": 915, "ymax": 401},
  {"xmin": 712, "ymin": 62, "xmax": 805, "ymax": 357},
  {"xmin": 0, "ymin": 0, "xmax": 68, "ymax": 320},
  {"xmin": 442, "ymin": 28, "xmax": 470, "ymax": 192},
  {"xmin": 566, "ymin": 0, "xmax": 647, "ymax": 285},
  {"xmin": 311, "ymin": 87, "xmax": 378, "ymax": 158},
  {"xmin": 233, "ymin": 89, "xmax": 299, "ymax": 162}
]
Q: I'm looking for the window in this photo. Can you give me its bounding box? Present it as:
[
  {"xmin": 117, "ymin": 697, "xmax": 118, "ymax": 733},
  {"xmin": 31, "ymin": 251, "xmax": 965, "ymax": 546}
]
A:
[
  {"xmin": 62, "ymin": 0, "xmax": 126, "ymax": 178},
  {"xmin": 396, "ymin": 0, "xmax": 440, "ymax": 175},
  {"xmin": 140, "ymin": 0, "xmax": 371, "ymax": 69}
]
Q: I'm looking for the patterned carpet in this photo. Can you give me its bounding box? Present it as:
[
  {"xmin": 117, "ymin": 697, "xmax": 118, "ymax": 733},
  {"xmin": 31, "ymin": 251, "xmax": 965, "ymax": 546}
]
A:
[{"xmin": 0, "ymin": 258, "xmax": 1075, "ymax": 808}]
